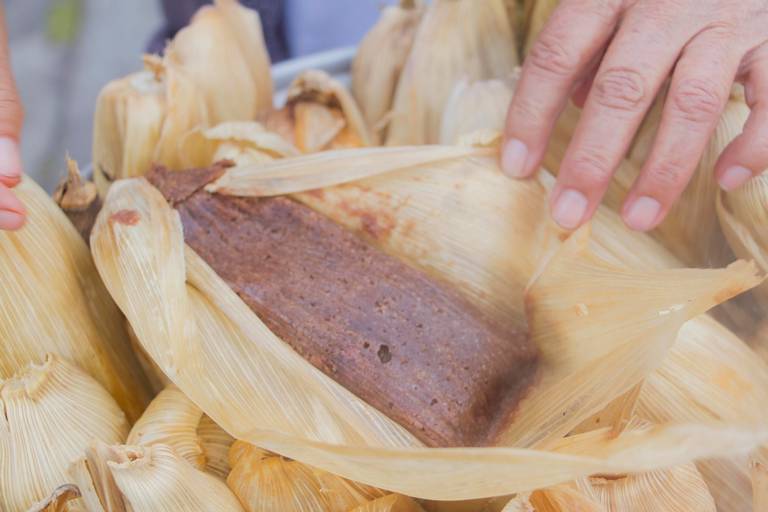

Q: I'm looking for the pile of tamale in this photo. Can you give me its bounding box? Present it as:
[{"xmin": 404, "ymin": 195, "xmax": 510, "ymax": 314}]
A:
[{"xmin": 3, "ymin": 0, "xmax": 768, "ymax": 510}]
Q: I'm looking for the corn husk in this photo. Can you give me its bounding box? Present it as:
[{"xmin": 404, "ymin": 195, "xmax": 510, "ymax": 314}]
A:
[
  {"xmin": 350, "ymin": 495, "xmax": 426, "ymax": 512},
  {"xmin": 92, "ymin": 59, "xmax": 208, "ymax": 196},
  {"xmin": 717, "ymin": 171, "xmax": 768, "ymax": 312},
  {"xmin": 53, "ymin": 157, "xmax": 101, "ymax": 242},
  {"xmin": 522, "ymin": 0, "xmax": 559, "ymax": 56},
  {"xmin": 26, "ymin": 485, "xmax": 82, "ymax": 512},
  {"xmin": 0, "ymin": 177, "xmax": 151, "ymax": 421},
  {"xmin": 227, "ymin": 441, "xmax": 384, "ymax": 511},
  {"xmin": 439, "ymin": 73, "xmax": 518, "ymax": 145},
  {"xmin": 126, "ymin": 385, "xmax": 233, "ymax": 479},
  {"xmin": 163, "ymin": 0, "xmax": 272, "ymax": 125},
  {"xmin": 351, "ymin": 0, "xmax": 424, "ymax": 143},
  {"xmin": 385, "ymin": 0, "xmax": 518, "ymax": 145},
  {"xmin": 90, "ymin": 143, "xmax": 765, "ymax": 500},
  {"xmin": 178, "ymin": 121, "xmax": 299, "ymax": 168},
  {"xmin": 70, "ymin": 442, "xmax": 244, "ymax": 512},
  {"xmin": 263, "ymin": 70, "xmax": 371, "ymax": 153},
  {"xmin": 752, "ymin": 447, "xmax": 768, "ymax": 511},
  {"xmin": 0, "ymin": 355, "xmax": 128, "ymax": 512}
]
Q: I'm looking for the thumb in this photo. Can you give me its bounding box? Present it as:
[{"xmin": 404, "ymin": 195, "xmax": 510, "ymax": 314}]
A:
[{"xmin": 0, "ymin": 5, "xmax": 24, "ymax": 189}]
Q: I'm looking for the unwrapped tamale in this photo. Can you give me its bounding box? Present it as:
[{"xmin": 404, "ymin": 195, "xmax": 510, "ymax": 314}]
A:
[{"xmin": 145, "ymin": 164, "xmax": 539, "ymax": 447}]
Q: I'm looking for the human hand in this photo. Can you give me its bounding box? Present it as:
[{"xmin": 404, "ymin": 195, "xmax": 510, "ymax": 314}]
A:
[
  {"xmin": 502, "ymin": 0, "xmax": 768, "ymax": 231},
  {"xmin": 0, "ymin": 6, "xmax": 24, "ymax": 231}
]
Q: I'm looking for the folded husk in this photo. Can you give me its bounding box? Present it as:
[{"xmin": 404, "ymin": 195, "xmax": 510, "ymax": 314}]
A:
[
  {"xmin": 350, "ymin": 494, "xmax": 426, "ymax": 512},
  {"xmin": 26, "ymin": 485, "xmax": 81, "ymax": 512},
  {"xmin": 0, "ymin": 356, "xmax": 128, "ymax": 512},
  {"xmin": 91, "ymin": 144, "xmax": 765, "ymax": 500},
  {"xmin": 70, "ymin": 442, "xmax": 244, "ymax": 511},
  {"xmin": 0, "ymin": 177, "xmax": 151, "ymax": 421},
  {"xmin": 178, "ymin": 121, "xmax": 299, "ymax": 169},
  {"xmin": 163, "ymin": 0, "xmax": 272, "ymax": 125},
  {"xmin": 752, "ymin": 447, "xmax": 768, "ymax": 512},
  {"xmin": 92, "ymin": 61, "xmax": 208, "ymax": 196},
  {"xmin": 127, "ymin": 385, "xmax": 233, "ymax": 479},
  {"xmin": 227, "ymin": 441, "xmax": 384, "ymax": 511},
  {"xmin": 263, "ymin": 70, "xmax": 371, "ymax": 153},
  {"xmin": 439, "ymin": 73, "xmax": 518, "ymax": 145},
  {"xmin": 351, "ymin": 0, "xmax": 424, "ymax": 143},
  {"xmin": 53, "ymin": 157, "xmax": 101, "ymax": 242},
  {"xmin": 385, "ymin": 0, "xmax": 518, "ymax": 145}
]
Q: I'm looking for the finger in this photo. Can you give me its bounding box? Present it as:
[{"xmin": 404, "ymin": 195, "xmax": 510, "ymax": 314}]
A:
[
  {"xmin": 551, "ymin": 6, "xmax": 697, "ymax": 229},
  {"xmin": 501, "ymin": 0, "xmax": 622, "ymax": 178},
  {"xmin": 715, "ymin": 43, "xmax": 768, "ymax": 190},
  {"xmin": 622, "ymin": 31, "xmax": 741, "ymax": 231},
  {"xmin": 0, "ymin": 7, "xmax": 23, "ymax": 188},
  {"xmin": 0, "ymin": 183, "xmax": 25, "ymax": 230},
  {"xmin": 571, "ymin": 49, "xmax": 605, "ymax": 109}
]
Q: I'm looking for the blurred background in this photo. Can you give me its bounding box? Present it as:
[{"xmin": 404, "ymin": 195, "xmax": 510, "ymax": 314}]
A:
[{"xmin": 6, "ymin": 0, "xmax": 380, "ymax": 191}]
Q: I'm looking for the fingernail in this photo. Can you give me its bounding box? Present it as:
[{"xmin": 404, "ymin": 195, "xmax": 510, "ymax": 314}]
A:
[
  {"xmin": 719, "ymin": 166, "xmax": 753, "ymax": 191},
  {"xmin": 501, "ymin": 138, "xmax": 529, "ymax": 178},
  {"xmin": 0, "ymin": 209, "xmax": 25, "ymax": 230},
  {"xmin": 0, "ymin": 137, "xmax": 22, "ymax": 182},
  {"xmin": 624, "ymin": 196, "xmax": 661, "ymax": 232},
  {"xmin": 552, "ymin": 189, "xmax": 588, "ymax": 230}
]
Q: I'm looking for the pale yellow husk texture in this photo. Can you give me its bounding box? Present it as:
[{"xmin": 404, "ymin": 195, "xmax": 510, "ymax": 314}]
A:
[
  {"xmin": 126, "ymin": 385, "xmax": 234, "ymax": 479},
  {"xmin": 386, "ymin": 0, "xmax": 518, "ymax": 145},
  {"xmin": 0, "ymin": 356, "xmax": 128, "ymax": 512},
  {"xmin": 26, "ymin": 485, "xmax": 81, "ymax": 512},
  {"xmin": 0, "ymin": 178, "xmax": 151, "ymax": 420},
  {"xmin": 90, "ymin": 145, "xmax": 765, "ymax": 500},
  {"xmin": 351, "ymin": 0, "xmax": 424, "ymax": 143}
]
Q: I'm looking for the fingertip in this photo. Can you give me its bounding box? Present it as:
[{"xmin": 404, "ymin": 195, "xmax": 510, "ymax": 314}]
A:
[
  {"xmin": 622, "ymin": 195, "xmax": 662, "ymax": 232},
  {"xmin": 550, "ymin": 188, "xmax": 589, "ymax": 230},
  {"xmin": 0, "ymin": 137, "xmax": 23, "ymax": 188},
  {"xmin": 717, "ymin": 165, "xmax": 754, "ymax": 191},
  {"xmin": 0, "ymin": 209, "xmax": 25, "ymax": 230},
  {"xmin": 500, "ymin": 137, "xmax": 531, "ymax": 178}
]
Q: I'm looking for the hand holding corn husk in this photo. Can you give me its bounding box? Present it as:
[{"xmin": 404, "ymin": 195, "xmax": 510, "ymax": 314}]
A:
[{"xmin": 503, "ymin": 0, "xmax": 768, "ymax": 234}]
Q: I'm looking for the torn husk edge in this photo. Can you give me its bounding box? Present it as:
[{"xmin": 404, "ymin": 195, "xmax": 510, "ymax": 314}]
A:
[{"xmin": 90, "ymin": 148, "xmax": 766, "ymax": 500}]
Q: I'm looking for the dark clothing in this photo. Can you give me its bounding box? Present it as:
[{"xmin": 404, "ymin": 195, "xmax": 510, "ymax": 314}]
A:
[{"xmin": 149, "ymin": 0, "xmax": 289, "ymax": 62}]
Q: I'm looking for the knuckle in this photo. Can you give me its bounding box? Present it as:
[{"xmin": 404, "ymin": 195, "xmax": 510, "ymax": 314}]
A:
[
  {"xmin": 593, "ymin": 67, "xmax": 647, "ymax": 112},
  {"xmin": 527, "ymin": 28, "xmax": 579, "ymax": 78},
  {"xmin": 570, "ymin": 148, "xmax": 614, "ymax": 185},
  {"xmin": 0, "ymin": 86, "xmax": 23, "ymax": 135},
  {"xmin": 670, "ymin": 78, "xmax": 724, "ymax": 124},
  {"xmin": 646, "ymin": 159, "xmax": 690, "ymax": 190},
  {"xmin": 508, "ymin": 95, "xmax": 546, "ymax": 122}
]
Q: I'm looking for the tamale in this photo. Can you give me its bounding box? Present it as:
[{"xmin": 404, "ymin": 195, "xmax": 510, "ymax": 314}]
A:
[{"xmin": 145, "ymin": 163, "xmax": 539, "ymax": 447}]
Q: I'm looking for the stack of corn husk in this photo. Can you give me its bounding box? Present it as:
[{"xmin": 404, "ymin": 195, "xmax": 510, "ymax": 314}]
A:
[{"xmin": 5, "ymin": 0, "xmax": 768, "ymax": 510}]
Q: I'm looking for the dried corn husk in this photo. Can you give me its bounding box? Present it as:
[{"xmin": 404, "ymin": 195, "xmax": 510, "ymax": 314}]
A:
[
  {"xmin": 164, "ymin": 0, "xmax": 272, "ymax": 125},
  {"xmin": 127, "ymin": 385, "xmax": 233, "ymax": 479},
  {"xmin": 350, "ymin": 495, "xmax": 426, "ymax": 512},
  {"xmin": 752, "ymin": 447, "xmax": 768, "ymax": 511},
  {"xmin": 522, "ymin": 0, "xmax": 559, "ymax": 56},
  {"xmin": 92, "ymin": 59, "xmax": 207, "ymax": 196},
  {"xmin": 0, "ymin": 355, "xmax": 128, "ymax": 512},
  {"xmin": 70, "ymin": 442, "xmax": 244, "ymax": 512},
  {"xmin": 351, "ymin": 0, "xmax": 424, "ymax": 143},
  {"xmin": 53, "ymin": 157, "xmax": 101, "ymax": 242},
  {"xmin": 227, "ymin": 441, "xmax": 384, "ymax": 511},
  {"xmin": 0, "ymin": 177, "xmax": 151, "ymax": 420},
  {"xmin": 717, "ymin": 171, "xmax": 768, "ymax": 310},
  {"xmin": 263, "ymin": 70, "xmax": 371, "ymax": 153},
  {"xmin": 386, "ymin": 0, "xmax": 518, "ymax": 145},
  {"xmin": 439, "ymin": 73, "xmax": 518, "ymax": 145},
  {"xmin": 90, "ymin": 143, "xmax": 765, "ymax": 500},
  {"xmin": 178, "ymin": 121, "xmax": 299, "ymax": 168},
  {"xmin": 26, "ymin": 485, "xmax": 81, "ymax": 512}
]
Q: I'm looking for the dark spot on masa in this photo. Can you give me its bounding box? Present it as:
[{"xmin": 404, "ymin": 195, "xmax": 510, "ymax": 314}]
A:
[
  {"xmin": 109, "ymin": 209, "xmax": 140, "ymax": 226},
  {"xmin": 377, "ymin": 344, "xmax": 392, "ymax": 363}
]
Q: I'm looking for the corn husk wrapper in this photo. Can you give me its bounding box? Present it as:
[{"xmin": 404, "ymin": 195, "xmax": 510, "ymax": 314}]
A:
[
  {"xmin": 69, "ymin": 442, "xmax": 244, "ymax": 512},
  {"xmin": 178, "ymin": 121, "xmax": 299, "ymax": 169},
  {"xmin": 53, "ymin": 158, "xmax": 101, "ymax": 242},
  {"xmin": 752, "ymin": 447, "xmax": 768, "ymax": 512},
  {"xmin": 264, "ymin": 70, "xmax": 371, "ymax": 153},
  {"xmin": 385, "ymin": 0, "xmax": 518, "ymax": 145},
  {"xmin": 163, "ymin": 0, "xmax": 272, "ymax": 125},
  {"xmin": 0, "ymin": 356, "xmax": 128, "ymax": 512},
  {"xmin": 127, "ymin": 385, "xmax": 233, "ymax": 479},
  {"xmin": 439, "ymin": 73, "xmax": 518, "ymax": 145},
  {"xmin": 544, "ymin": 90, "xmax": 749, "ymax": 269},
  {"xmin": 351, "ymin": 0, "xmax": 424, "ymax": 144},
  {"xmin": 227, "ymin": 441, "xmax": 385, "ymax": 511},
  {"xmin": 90, "ymin": 141, "xmax": 766, "ymax": 500},
  {"xmin": 26, "ymin": 485, "xmax": 82, "ymax": 512},
  {"xmin": 0, "ymin": 178, "xmax": 151, "ymax": 420},
  {"xmin": 350, "ymin": 495, "xmax": 426, "ymax": 512},
  {"xmin": 92, "ymin": 61, "xmax": 208, "ymax": 196},
  {"xmin": 422, "ymin": 496, "xmax": 510, "ymax": 512},
  {"xmin": 717, "ymin": 171, "xmax": 768, "ymax": 313}
]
